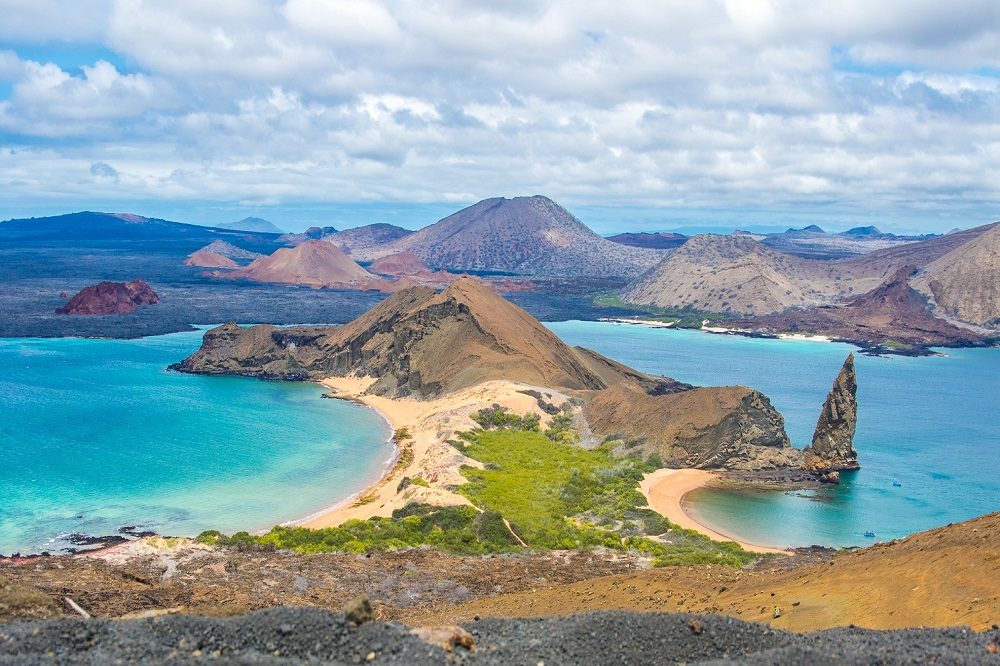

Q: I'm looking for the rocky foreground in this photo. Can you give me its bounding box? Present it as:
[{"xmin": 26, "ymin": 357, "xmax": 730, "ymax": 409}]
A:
[{"xmin": 1, "ymin": 607, "xmax": 996, "ymax": 665}]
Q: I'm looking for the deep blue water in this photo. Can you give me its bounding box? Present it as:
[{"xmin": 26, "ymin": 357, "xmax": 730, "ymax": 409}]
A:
[
  {"xmin": 0, "ymin": 331, "xmax": 393, "ymax": 555},
  {"xmin": 547, "ymin": 321, "xmax": 1000, "ymax": 548}
]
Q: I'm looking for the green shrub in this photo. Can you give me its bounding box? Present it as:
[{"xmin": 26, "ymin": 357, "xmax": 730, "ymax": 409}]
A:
[{"xmin": 204, "ymin": 412, "xmax": 755, "ymax": 568}]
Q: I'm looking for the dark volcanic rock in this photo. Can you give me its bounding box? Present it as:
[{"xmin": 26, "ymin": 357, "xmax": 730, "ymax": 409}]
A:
[
  {"xmin": 55, "ymin": 279, "xmax": 159, "ymax": 316},
  {"xmin": 606, "ymin": 231, "xmax": 688, "ymax": 250},
  {"xmin": 1, "ymin": 608, "xmax": 996, "ymax": 664},
  {"xmin": 803, "ymin": 354, "xmax": 859, "ymax": 475}
]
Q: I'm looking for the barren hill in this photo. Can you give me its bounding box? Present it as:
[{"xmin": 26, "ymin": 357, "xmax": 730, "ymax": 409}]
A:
[
  {"xmin": 184, "ymin": 248, "xmax": 237, "ymax": 268},
  {"xmin": 175, "ymin": 278, "xmax": 796, "ymax": 470},
  {"xmin": 360, "ymin": 196, "xmax": 665, "ymax": 278},
  {"xmin": 728, "ymin": 266, "xmax": 986, "ymax": 349},
  {"xmin": 223, "ymin": 240, "xmax": 386, "ymax": 289},
  {"xmin": 621, "ymin": 223, "xmax": 1000, "ymax": 317},
  {"xmin": 413, "ymin": 511, "xmax": 1000, "ymax": 633},
  {"xmin": 911, "ymin": 223, "xmax": 1000, "ymax": 327},
  {"xmin": 175, "ymin": 278, "xmax": 609, "ymax": 396},
  {"xmin": 213, "ymin": 217, "xmax": 283, "ymax": 234},
  {"xmin": 369, "ymin": 251, "xmax": 458, "ymax": 287},
  {"xmin": 198, "ymin": 240, "xmax": 261, "ymax": 260},
  {"xmin": 621, "ymin": 234, "xmax": 841, "ymax": 315},
  {"xmin": 584, "ymin": 381, "xmax": 799, "ymax": 470},
  {"xmin": 326, "ymin": 223, "xmax": 413, "ymax": 256}
]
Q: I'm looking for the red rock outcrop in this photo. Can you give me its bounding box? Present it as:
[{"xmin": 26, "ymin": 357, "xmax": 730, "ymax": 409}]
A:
[{"xmin": 56, "ymin": 280, "xmax": 159, "ymax": 316}]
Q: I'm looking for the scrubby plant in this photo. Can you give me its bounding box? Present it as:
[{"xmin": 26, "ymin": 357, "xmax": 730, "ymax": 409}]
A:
[{"xmin": 205, "ymin": 412, "xmax": 755, "ymax": 567}]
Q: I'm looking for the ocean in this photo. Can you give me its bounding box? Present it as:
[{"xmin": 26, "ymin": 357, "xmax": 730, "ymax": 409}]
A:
[
  {"xmin": 547, "ymin": 321, "xmax": 1000, "ymax": 548},
  {"xmin": 0, "ymin": 330, "xmax": 393, "ymax": 555}
]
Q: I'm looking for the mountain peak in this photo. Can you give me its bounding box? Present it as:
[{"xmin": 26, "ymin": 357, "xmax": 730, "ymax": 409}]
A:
[
  {"xmin": 223, "ymin": 239, "xmax": 384, "ymax": 289},
  {"xmin": 352, "ymin": 196, "xmax": 665, "ymax": 278},
  {"xmin": 215, "ymin": 217, "xmax": 284, "ymax": 234}
]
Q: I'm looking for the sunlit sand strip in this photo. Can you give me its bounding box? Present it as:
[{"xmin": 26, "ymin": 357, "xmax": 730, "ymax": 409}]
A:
[{"xmin": 641, "ymin": 468, "xmax": 792, "ymax": 555}]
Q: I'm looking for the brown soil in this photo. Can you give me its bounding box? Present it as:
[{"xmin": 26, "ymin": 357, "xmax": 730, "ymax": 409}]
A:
[
  {"xmin": 3, "ymin": 514, "xmax": 995, "ymax": 634},
  {"xmin": 0, "ymin": 544, "xmax": 640, "ymax": 623},
  {"xmin": 583, "ymin": 381, "xmax": 799, "ymax": 471},
  {"xmin": 223, "ymin": 240, "xmax": 389, "ymax": 289},
  {"xmin": 407, "ymin": 512, "xmax": 1000, "ymax": 632}
]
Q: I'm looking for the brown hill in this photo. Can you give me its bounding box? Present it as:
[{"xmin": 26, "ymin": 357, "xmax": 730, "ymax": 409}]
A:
[
  {"xmin": 56, "ymin": 279, "xmax": 159, "ymax": 315},
  {"xmin": 584, "ymin": 381, "xmax": 800, "ymax": 471},
  {"xmin": 368, "ymin": 251, "xmax": 459, "ymax": 288},
  {"xmin": 222, "ymin": 240, "xmax": 387, "ymax": 289},
  {"xmin": 912, "ymin": 223, "xmax": 1000, "ymax": 327},
  {"xmin": 727, "ymin": 266, "xmax": 985, "ymax": 349},
  {"xmin": 184, "ymin": 248, "xmax": 237, "ymax": 268},
  {"xmin": 198, "ymin": 240, "xmax": 260, "ymax": 260},
  {"xmin": 175, "ymin": 278, "xmax": 609, "ymax": 396},
  {"xmin": 412, "ymin": 511, "xmax": 1000, "ymax": 632},
  {"xmin": 369, "ymin": 251, "xmax": 434, "ymax": 276},
  {"xmin": 622, "ymin": 222, "xmax": 1000, "ymax": 318},
  {"xmin": 621, "ymin": 234, "xmax": 842, "ymax": 315},
  {"xmin": 176, "ymin": 278, "xmax": 793, "ymax": 469},
  {"xmin": 326, "ymin": 223, "xmax": 413, "ymax": 256},
  {"xmin": 360, "ymin": 196, "xmax": 665, "ymax": 278}
]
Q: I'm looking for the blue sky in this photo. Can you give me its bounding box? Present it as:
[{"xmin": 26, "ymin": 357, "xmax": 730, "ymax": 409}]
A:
[{"xmin": 1, "ymin": 1, "xmax": 999, "ymax": 234}]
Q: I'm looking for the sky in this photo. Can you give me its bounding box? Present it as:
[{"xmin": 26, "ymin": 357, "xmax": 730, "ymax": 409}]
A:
[{"xmin": 1, "ymin": 1, "xmax": 999, "ymax": 234}]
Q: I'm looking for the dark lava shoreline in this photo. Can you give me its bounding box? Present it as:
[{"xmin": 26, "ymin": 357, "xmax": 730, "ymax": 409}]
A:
[{"xmin": 1, "ymin": 607, "xmax": 996, "ymax": 665}]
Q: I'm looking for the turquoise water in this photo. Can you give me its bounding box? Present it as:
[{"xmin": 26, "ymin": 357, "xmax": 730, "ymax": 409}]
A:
[
  {"xmin": 0, "ymin": 331, "xmax": 393, "ymax": 555},
  {"xmin": 547, "ymin": 321, "xmax": 1000, "ymax": 548}
]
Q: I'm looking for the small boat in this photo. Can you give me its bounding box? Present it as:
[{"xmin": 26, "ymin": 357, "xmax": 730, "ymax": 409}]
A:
[
  {"xmin": 892, "ymin": 481, "xmax": 902, "ymax": 487},
  {"xmin": 864, "ymin": 530, "xmax": 876, "ymax": 538}
]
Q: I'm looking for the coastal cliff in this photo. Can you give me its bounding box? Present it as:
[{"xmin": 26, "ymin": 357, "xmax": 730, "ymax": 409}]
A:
[
  {"xmin": 802, "ymin": 354, "xmax": 860, "ymax": 481},
  {"xmin": 583, "ymin": 381, "xmax": 799, "ymax": 471}
]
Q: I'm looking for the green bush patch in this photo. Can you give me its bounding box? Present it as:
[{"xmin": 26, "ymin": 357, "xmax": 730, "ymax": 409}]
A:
[{"xmin": 203, "ymin": 409, "xmax": 755, "ymax": 567}]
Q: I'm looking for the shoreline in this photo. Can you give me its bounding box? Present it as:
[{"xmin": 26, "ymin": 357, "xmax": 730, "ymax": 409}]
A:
[
  {"xmin": 295, "ymin": 377, "xmax": 557, "ymax": 529},
  {"xmin": 281, "ymin": 388, "xmax": 400, "ymax": 530},
  {"xmin": 640, "ymin": 469, "xmax": 791, "ymax": 555}
]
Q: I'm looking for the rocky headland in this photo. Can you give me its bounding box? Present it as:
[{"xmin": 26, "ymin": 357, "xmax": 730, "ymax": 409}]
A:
[
  {"xmin": 56, "ymin": 280, "xmax": 160, "ymax": 316},
  {"xmin": 174, "ymin": 279, "xmax": 859, "ymax": 485},
  {"xmin": 802, "ymin": 354, "xmax": 860, "ymax": 482}
]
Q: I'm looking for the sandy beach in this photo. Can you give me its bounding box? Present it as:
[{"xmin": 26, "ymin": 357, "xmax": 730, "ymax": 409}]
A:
[
  {"xmin": 640, "ymin": 469, "xmax": 791, "ymax": 555},
  {"xmin": 297, "ymin": 376, "xmax": 791, "ymax": 557},
  {"xmin": 299, "ymin": 377, "xmax": 569, "ymax": 529}
]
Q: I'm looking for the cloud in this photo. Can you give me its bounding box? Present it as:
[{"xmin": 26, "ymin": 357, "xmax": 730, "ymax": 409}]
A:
[{"xmin": 0, "ymin": 0, "xmax": 998, "ymax": 231}]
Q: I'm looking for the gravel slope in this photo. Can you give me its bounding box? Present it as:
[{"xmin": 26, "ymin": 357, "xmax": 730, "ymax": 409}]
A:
[{"xmin": 2, "ymin": 608, "xmax": 997, "ymax": 665}]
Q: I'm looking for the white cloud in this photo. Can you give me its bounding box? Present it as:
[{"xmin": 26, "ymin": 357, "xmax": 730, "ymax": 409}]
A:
[{"xmin": 0, "ymin": 0, "xmax": 999, "ymax": 230}]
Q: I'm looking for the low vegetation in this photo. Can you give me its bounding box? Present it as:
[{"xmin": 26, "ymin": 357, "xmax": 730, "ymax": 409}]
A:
[
  {"xmin": 200, "ymin": 407, "xmax": 755, "ymax": 567},
  {"xmin": 593, "ymin": 291, "xmax": 730, "ymax": 328}
]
